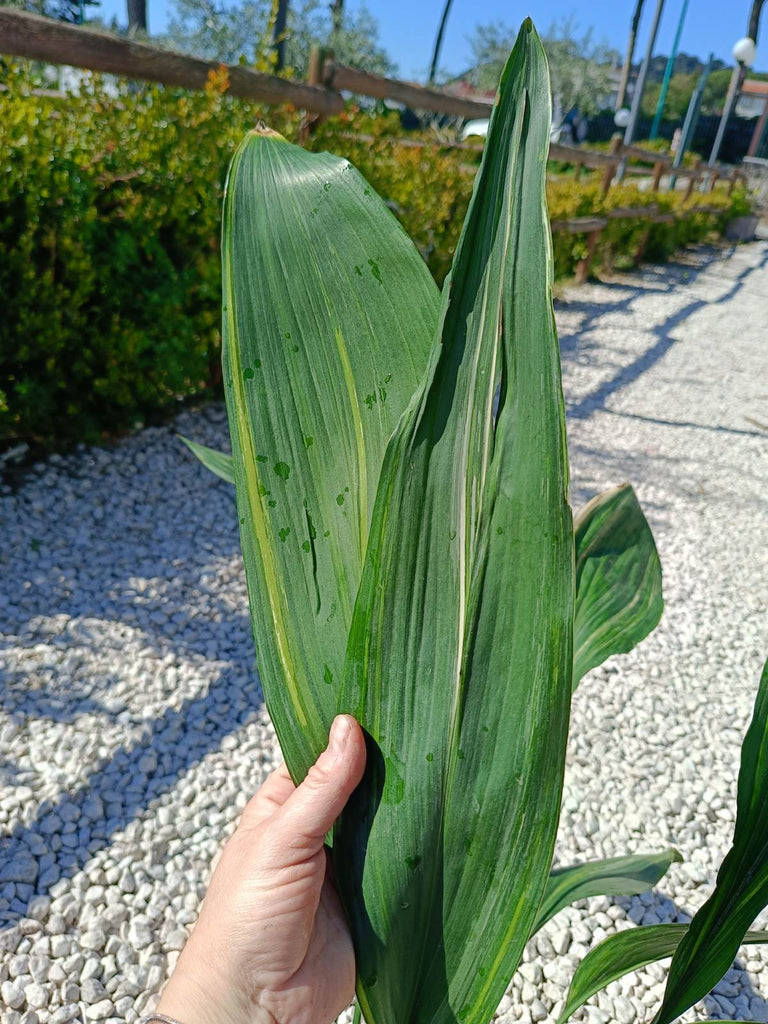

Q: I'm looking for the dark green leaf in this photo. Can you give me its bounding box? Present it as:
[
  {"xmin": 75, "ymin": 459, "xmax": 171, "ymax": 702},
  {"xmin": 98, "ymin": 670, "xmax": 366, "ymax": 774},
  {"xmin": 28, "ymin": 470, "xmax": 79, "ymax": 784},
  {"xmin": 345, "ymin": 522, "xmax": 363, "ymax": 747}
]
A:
[
  {"xmin": 653, "ymin": 659, "xmax": 768, "ymax": 1024},
  {"xmin": 335, "ymin": 23, "xmax": 574, "ymax": 1024},
  {"xmin": 573, "ymin": 483, "xmax": 663, "ymax": 686},
  {"xmin": 558, "ymin": 925, "xmax": 768, "ymax": 1024}
]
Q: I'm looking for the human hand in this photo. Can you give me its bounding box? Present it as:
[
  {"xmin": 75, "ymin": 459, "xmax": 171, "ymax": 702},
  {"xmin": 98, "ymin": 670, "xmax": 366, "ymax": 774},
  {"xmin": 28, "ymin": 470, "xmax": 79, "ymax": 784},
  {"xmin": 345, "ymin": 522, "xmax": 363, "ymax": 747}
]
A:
[{"xmin": 156, "ymin": 714, "xmax": 367, "ymax": 1024}]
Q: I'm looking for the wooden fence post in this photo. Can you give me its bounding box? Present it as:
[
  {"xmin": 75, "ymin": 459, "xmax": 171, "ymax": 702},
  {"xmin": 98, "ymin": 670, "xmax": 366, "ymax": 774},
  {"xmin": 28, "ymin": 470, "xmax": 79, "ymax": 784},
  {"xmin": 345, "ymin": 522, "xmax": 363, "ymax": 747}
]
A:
[
  {"xmin": 684, "ymin": 161, "xmax": 701, "ymax": 201},
  {"xmin": 300, "ymin": 45, "xmax": 335, "ymax": 141},
  {"xmin": 575, "ymin": 228, "xmax": 603, "ymax": 285},
  {"xmin": 652, "ymin": 161, "xmax": 664, "ymax": 192},
  {"xmin": 601, "ymin": 134, "xmax": 623, "ymax": 195}
]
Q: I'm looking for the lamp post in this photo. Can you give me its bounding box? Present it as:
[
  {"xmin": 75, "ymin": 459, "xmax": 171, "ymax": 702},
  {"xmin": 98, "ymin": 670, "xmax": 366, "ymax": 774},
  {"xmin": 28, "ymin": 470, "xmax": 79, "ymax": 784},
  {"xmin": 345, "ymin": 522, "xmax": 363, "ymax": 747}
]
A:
[
  {"xmin": 617, "ymin": 0, "xmax": 667, "ymax": 181},
  {"xmin": 708, "ymin": 36, "xmax": 758, "ymax": 167},
  {"xmin": 670, "ymin": 53, "xmax": 714, "ymax": 189}
]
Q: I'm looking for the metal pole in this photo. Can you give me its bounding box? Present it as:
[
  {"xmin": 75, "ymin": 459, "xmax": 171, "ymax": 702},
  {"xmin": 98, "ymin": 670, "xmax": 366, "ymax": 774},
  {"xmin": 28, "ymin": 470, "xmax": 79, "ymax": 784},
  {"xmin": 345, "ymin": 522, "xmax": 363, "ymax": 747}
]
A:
[
  {"xmin": 670, "ymin": 53, "xmax": 713, "ymax": 189},
  {"xmin": 618, "ymin": 0, "xmax": 667, "ymax": 181},
  {"xmin": 650, "ymin": 0, "xmax": 690, "ymax": 139},
  {"xmin": 616, "ymin": 0, "xmax": 647, "ymax": 111},
  {"xmin": 709, "ymin": 62, "xmax": 742, "ymax": 166},
  {"xmin": 428, "ymin": 0, "xmax": 455, "ymax": 85}
]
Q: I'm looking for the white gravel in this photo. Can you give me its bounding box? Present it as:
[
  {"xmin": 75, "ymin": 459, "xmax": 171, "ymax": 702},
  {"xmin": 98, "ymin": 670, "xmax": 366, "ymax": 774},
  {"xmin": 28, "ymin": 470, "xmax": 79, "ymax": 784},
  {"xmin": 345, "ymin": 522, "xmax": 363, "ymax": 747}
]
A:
[{"xmin": 1, "ymin": 240, "xmax": 767, "ymax": 1024}]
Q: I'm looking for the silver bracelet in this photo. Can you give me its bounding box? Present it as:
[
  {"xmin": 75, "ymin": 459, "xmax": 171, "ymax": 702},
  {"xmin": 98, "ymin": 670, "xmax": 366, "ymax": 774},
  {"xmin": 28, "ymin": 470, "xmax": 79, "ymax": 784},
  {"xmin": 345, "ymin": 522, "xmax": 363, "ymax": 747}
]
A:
[{"xmin": 138, "ymin": 1015, "xmax": 185, "ymax": 1024}]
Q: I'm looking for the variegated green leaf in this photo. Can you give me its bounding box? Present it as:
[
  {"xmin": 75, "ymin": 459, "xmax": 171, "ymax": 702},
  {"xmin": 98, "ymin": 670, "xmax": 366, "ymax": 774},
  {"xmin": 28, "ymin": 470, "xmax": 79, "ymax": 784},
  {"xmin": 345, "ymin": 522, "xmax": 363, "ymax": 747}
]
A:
[
  {"xmin": 574, "ymin": 483, "xmax": 663, "ymax": 686},
  {"xmin": 222, "ymin": 126, "xmax": 439, "ymax": 777},
  {"xmin": 179, "ymin": 435, "xmax": 235, "ymax": 484},
  {"xmin": 178, "ymin": 468, "xmax": 663, "ymax": 695},
  {"xmin": 334, "ymin": 23, "xmax": 573, "ymax": 1024},
  {"xmin": 534, "ymin": 850, "xmax": 681, "ymax": 934}
]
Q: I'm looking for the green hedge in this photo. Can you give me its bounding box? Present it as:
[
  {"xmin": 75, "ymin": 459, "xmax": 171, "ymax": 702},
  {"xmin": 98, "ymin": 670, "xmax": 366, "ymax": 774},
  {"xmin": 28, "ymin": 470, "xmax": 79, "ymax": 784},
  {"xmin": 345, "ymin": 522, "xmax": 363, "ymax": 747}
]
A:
[{"xmin": 0, "ymin": 64, "xmax": 751, "ymax": 452}]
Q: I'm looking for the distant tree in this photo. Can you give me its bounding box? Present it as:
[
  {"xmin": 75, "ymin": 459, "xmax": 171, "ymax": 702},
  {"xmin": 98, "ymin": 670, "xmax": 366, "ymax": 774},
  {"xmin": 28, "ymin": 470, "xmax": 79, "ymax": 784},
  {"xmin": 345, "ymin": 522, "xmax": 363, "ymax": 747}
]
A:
[
  {"xmin": 639, "ymin": 62, "xmax": 735, "ymax": 120},
  {"xmin": 163, "ymin": 0, "xmax": 394, "ymax": 75},
  {"xmin": 702, "ymin": 67, "xmax": 736, "ymax": 113},
  {"xmin": 464, "ymin": 18, "xmax": 617, "ymax": 118},
  {"xmin": 544, "ymin": 19, "xmax": 618, "ymax": 119},
  {"xmin": 464, "ymin": 20, "xmax": 516, "ymax": 91},
  {"xmin": 641, "ymin": 72, "xmax": 697, "ymax": 119},
  {"xmin": 4, "ymin": 0, "xmax": 99, "ymax": 22}
]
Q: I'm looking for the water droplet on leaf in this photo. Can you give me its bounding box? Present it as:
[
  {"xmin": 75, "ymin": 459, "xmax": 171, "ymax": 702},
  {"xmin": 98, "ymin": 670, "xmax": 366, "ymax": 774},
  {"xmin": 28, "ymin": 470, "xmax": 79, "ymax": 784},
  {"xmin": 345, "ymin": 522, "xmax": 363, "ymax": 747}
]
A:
[{"xmin": 367, "ymin": 258, "xmax": 382, "ymax": 284}]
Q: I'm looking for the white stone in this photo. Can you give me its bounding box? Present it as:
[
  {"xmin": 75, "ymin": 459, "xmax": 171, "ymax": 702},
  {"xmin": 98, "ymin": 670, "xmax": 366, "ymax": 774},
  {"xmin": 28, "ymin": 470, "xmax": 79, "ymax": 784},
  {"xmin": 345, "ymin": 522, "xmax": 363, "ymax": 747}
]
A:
[
  {"xmin": 84, "ymin": 999, "xmax": 115, "ymax": 1020},
  {"xmin": 1, "ymin": 980, "xmax": 25, "ymax": 1009}
]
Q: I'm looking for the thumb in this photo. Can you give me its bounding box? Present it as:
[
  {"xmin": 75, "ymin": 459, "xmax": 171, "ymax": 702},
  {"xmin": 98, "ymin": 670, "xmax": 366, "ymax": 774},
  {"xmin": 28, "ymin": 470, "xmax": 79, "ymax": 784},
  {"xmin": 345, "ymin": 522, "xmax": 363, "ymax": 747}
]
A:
[{"xmin": 274, "ymin": 715, "xmax": 366, "ymax": 848}]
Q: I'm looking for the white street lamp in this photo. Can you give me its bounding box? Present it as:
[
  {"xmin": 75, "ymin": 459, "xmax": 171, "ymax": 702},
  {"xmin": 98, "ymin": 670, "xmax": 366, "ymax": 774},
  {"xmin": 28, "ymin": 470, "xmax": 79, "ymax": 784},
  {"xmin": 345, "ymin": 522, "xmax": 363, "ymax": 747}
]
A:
[
  {"xmin": 732, "ymin": 36, "xmax": 758, "ymax": 66},
  {"xmin": 709, "ymin": 36, "xmax": 758, "ymax": 167}
]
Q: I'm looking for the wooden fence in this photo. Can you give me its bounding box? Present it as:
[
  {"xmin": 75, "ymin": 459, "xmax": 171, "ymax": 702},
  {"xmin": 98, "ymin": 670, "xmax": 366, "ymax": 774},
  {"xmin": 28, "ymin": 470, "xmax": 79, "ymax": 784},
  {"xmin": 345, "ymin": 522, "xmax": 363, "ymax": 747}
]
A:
[{"xmin": 0, "ymin": 8, "xmax": 747, "ymax": 283}]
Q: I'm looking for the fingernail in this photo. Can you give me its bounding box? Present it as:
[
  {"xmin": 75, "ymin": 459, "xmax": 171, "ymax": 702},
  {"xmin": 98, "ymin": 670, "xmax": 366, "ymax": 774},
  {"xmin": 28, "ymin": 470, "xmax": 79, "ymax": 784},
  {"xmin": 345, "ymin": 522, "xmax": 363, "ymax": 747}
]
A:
[{"xmin": 329, "ymin": 715, "xmax": 352, "ymax": 755}]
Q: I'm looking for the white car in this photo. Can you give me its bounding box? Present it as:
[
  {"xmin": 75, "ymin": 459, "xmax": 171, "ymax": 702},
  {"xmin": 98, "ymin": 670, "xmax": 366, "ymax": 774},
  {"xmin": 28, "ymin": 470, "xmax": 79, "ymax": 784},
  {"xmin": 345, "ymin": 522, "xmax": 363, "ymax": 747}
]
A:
[
  {"xmin": 460, "ymin": 119, "xmax": 566, "ymax": 143},
  {"xmin": 459, "ymin": 119, "xmax": 490, "ymax": 141}
]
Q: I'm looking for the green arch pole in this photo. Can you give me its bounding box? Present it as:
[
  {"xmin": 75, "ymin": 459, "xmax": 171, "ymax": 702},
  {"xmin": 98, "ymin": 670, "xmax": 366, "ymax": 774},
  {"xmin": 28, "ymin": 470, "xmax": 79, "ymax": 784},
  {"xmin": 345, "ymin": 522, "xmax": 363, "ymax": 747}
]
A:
[{"xmin": 650, "ymin": 0, "xmax": 691, "ymax": 140}]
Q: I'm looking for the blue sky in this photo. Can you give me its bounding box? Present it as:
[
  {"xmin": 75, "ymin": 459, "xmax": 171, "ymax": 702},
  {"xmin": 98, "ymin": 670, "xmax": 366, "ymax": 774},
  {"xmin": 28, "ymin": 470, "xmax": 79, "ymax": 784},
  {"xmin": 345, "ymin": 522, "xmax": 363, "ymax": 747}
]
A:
[{"xmin": 95, "ymin": 0, "xmax": 768, "ymax": 77}]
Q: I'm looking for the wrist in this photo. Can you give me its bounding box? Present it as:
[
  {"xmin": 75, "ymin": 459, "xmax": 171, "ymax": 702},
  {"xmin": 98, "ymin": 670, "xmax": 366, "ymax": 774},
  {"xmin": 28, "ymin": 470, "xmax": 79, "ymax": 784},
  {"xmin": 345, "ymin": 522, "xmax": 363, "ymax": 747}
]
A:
[{"xmin": 156, "ymin": 949, "xmax": 274, "ymax": 1024}]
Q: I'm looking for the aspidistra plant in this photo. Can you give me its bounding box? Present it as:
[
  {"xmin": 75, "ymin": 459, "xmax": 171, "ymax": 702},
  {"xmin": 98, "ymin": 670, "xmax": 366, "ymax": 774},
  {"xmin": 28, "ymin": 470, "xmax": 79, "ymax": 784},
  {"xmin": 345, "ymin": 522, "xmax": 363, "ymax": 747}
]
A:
[{"xmin": 187, "ymin": 20, "xmax": 671, "ymax": 1024}]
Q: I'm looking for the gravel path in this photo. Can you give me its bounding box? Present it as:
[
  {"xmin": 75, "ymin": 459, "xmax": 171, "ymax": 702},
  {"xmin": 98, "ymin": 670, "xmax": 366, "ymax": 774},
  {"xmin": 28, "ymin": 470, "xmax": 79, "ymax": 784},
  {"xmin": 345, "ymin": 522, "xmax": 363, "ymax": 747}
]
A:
[{"xmin": 1, "ymin": 240, "xmax": 767, "ymax": 1024}]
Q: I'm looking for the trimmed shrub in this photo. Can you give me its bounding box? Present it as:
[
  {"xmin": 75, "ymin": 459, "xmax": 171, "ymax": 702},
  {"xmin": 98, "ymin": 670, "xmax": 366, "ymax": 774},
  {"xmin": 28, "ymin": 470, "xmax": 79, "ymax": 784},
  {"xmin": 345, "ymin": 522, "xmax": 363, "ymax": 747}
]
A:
[{"xmin": 0, "ymin": 64, "xmax": 751, "ymax": 452}]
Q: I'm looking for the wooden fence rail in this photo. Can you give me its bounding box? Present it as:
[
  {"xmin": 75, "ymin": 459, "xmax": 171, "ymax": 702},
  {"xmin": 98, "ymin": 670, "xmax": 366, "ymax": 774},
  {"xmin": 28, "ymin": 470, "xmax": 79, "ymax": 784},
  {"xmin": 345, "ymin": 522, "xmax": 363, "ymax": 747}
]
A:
[
  {"xmin": 323, "ymin": 60, "xmax": 493, "ymax": 119},
  {"xmin": 0, "ymin": 9, "xmax": 344, "ymax": 114},
  {"xmin": 0, "ymin": 9, "xmax": 748, "ymax": 284}
]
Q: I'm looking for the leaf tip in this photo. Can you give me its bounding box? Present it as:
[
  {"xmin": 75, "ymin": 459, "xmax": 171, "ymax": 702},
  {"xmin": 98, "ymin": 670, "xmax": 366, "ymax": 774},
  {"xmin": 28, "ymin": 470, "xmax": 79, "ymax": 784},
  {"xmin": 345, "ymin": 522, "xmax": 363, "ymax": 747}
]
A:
[{"xmin": 249, "ymin": 121, "xmax": 287, "ymax": 142}]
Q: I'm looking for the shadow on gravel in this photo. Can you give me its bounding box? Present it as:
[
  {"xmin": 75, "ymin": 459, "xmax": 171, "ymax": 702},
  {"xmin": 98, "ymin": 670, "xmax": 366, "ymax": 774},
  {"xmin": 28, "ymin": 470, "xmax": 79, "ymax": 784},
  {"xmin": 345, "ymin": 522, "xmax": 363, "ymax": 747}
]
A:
[
  {"xmin": 0, "ymin": 408, "xmax": 267, "ymax": 927},
  {"xmin": 558, "ymin": 243, "xmax": 768, "ymax": 423},
  {"xmin": 0, "ymin": 661, "xmax": 263, "ymax": 933},
  {"xmin": 613, "ymin": 891, "xmax": 768, "ymax": 1022},
  {"xmin": 601, "ymin": 409, "xmax": 767, "ymax": 441}
]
